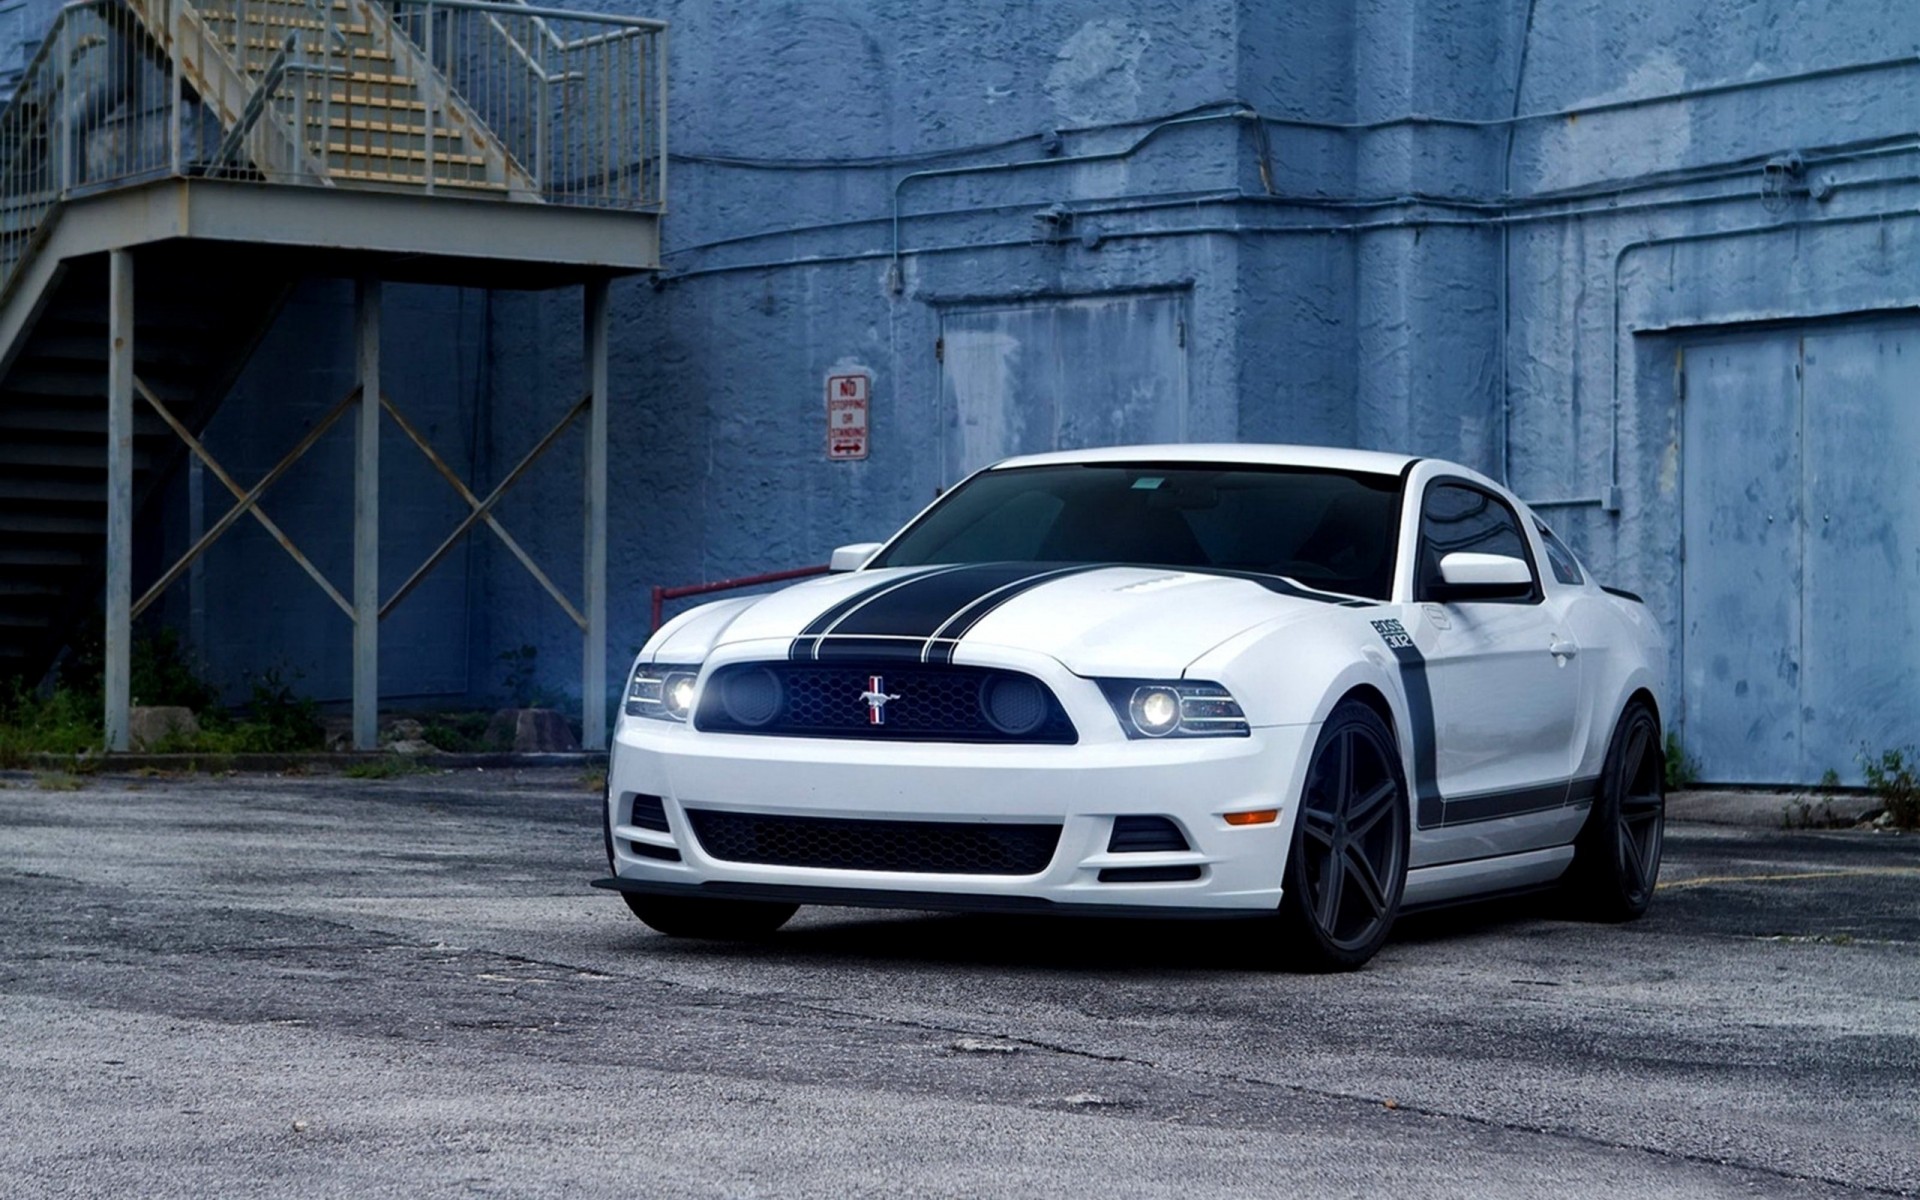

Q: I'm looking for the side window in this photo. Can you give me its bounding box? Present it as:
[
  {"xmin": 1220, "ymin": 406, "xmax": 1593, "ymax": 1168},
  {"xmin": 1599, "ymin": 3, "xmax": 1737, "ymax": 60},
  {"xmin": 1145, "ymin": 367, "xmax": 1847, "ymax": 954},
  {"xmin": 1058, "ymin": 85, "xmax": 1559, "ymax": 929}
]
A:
[
  {"xmin": 1416, "ymin": 482, "xmax": 1539, "ymax": 602},
  {"xmin": 1535, "ymin": 521, "xmax": 1586, "ymax": 587}
]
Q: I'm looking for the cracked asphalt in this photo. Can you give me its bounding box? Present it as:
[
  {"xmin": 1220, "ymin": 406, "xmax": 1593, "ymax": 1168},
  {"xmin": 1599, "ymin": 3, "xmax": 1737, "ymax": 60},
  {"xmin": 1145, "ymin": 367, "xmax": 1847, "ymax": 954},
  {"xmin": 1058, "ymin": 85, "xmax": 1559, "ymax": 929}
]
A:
[{"xmin": 0, "ymin": 768, "xmax": 1914, "ymax": 1198}]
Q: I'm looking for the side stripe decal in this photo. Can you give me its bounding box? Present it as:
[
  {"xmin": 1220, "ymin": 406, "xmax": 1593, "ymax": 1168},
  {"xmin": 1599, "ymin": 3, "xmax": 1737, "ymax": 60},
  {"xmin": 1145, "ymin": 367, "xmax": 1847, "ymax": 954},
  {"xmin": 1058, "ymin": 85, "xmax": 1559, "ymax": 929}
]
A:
[
  {"xmin": 1376, "ymin": 617, "xmax": 1594, "ymax": 828},
  {"xmin": 1375, "ymin": 631, "xmax": 1445, "ymax": 827}
]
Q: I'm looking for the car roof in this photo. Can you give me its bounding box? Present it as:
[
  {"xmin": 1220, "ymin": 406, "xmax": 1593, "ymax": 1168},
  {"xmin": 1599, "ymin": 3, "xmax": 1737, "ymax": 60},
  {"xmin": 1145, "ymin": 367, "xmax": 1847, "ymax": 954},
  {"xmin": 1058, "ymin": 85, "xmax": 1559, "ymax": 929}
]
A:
[{"xmin": 988, "ymin": 442, "xmax": 1420, "ymax": 476}]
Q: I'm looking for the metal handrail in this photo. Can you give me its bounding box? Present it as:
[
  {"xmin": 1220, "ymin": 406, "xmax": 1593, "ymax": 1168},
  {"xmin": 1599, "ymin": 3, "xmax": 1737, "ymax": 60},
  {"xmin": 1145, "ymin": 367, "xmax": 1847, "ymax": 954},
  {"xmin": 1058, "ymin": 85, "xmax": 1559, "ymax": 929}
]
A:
[{"xmin": 651, "ymin": 566, "xmax": 832, "ymax": 632}]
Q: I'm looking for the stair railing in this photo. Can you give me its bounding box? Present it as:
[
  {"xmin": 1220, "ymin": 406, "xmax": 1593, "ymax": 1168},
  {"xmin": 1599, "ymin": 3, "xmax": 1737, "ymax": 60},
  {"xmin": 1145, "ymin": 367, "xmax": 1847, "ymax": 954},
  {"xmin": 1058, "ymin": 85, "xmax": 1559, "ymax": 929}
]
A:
[{"xmin": 382, "ymin": 0, "xmax": 664, "ymax": 208}]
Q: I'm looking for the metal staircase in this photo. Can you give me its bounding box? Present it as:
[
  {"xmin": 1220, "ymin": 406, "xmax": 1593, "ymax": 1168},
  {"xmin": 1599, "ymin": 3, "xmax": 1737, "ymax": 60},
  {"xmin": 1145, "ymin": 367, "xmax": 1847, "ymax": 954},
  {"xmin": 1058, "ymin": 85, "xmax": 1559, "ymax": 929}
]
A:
[
  {"xmin": 0, "ymin": 0, "xmax": 663, "ymax": 744},
  {"xmin": 0, "ymin": 246, "xmax": 290, "ymax": 679}
]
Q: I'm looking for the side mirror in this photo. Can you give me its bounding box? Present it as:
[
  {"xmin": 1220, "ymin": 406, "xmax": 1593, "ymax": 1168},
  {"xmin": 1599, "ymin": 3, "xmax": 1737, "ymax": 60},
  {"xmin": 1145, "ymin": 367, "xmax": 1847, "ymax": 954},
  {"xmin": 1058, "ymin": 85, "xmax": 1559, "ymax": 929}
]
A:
[
  {"xmin": 1434, "ymin": 552, "xmax": 1532, "ymax": 600},
  {"xmin": 829, "ymin": 542, "xmax": 884, "ymax": 573}
]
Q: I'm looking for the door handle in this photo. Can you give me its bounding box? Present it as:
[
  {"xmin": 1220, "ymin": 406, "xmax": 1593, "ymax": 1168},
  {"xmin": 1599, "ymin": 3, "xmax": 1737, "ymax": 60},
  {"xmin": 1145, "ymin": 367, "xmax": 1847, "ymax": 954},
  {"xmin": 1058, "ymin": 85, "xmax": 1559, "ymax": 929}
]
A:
[{"xmin": 1549, "ymin": 637, "xmax": 1579, "ymax": 659}]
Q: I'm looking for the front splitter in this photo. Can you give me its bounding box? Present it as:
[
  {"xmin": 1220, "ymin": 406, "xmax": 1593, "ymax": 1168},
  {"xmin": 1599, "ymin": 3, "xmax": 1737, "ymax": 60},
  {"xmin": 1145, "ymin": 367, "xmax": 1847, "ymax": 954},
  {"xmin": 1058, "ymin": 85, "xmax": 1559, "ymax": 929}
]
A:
[{"xmin": 591, "ymin": 875, "xmax": 1277, "ymax": 921}]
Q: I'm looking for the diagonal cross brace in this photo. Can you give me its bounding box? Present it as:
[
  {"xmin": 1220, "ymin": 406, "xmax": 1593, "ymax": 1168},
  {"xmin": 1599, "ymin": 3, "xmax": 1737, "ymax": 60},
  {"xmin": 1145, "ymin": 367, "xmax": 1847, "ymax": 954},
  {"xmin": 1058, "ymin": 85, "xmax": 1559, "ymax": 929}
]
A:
[
  {"xmin": 133, "ymin": 380, "xmax": 359, "ymax": 621},
  {"xmin": 380, "ymin": 392, "xmax": 591, "ymax": 629}
]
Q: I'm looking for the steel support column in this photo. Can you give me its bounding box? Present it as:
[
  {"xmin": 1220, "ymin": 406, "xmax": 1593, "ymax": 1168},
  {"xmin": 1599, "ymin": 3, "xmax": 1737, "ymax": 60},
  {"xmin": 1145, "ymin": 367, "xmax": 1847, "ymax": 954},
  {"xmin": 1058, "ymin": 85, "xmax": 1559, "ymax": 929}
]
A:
[
  {"xmin": 582, "ymin": 280, "xmax": 610, "ymax": 750},
  {"xmin": 104, "ymin": 250, "xmax": 134, "ymax": 751},
  {"xmin": 353, "ymin": 280, "xmax": 381, "ymax": 751}
]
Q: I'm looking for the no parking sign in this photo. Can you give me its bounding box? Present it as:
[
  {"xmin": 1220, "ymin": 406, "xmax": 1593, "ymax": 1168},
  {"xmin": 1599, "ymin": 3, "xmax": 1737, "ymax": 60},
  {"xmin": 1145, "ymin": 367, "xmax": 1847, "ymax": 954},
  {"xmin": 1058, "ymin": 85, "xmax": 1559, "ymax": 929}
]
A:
[{"xmin": 826, "ymin": 372, "xmax": 869, "ymax": 460}]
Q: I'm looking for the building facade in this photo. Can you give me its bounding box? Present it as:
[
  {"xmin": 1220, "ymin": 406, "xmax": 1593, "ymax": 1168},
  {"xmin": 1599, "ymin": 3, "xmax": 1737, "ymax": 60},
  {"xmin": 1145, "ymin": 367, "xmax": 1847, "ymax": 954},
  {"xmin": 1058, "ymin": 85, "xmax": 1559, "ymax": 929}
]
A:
[{"xmin": 79, "ymin": 0, "xmax": 1919, "ymax": 783}]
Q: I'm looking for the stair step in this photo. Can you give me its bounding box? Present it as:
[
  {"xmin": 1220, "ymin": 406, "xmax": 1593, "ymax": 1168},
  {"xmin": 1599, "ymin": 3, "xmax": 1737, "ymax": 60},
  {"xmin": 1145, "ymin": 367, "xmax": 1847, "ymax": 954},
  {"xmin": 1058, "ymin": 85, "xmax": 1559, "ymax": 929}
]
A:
[
  {"xmin": 0, "ymin": 547, "xmax": 90, "ymax": 568},
  {"xmin": 304, "ymin": 90, "xmax": 429, "ymax": 113},
  {"xmin": 19, "ymin": 337, "xmax": 220, "ymax": 369},
  {"xmin": 238, "ymin": 50, "xmax": 393, "ymax": 75},
  {"xmin": 205, "ymin": 0, "xmax": 355, "ymax": 10},
  {"xmin": 0, "ymin": 614, "xmax": 61, "ymax": 630},
  {"xmin": 317, "ymin": 143, "xmax": 487, "ymax": 167},
  {"xmin": 0, "ymin": 443, "xmax": 157, "ymax": 470},
  {"xmin": 0, "ymin": 514, "xmax": 107, "ymax": 537},
  {"xmin": 337, "ymin": 71, "xmax": 423, "ymax": 89},
  {"xmin": 200, "ymin": 13, "xmax": 373, "ymax": 35},
  {"xmin": 238, "ymin": 36, "xmax": 388, "ymax": 59},
  {"xmin": 311, "ymin": 116, "xmax": 459, "ymax": 139},
  {"xmin": 0, "ymin": 480, "xmax": 108, "ymax": 504},
  {"xmin": 3, "ymin": 369, "xmax": 198, "ymax": 402},
  {"xmin": 325, "ymin": 167, "xmax": 508, "ymax": 191},
  {"xmin": 0, "ymin": 580, "xmax": 69, "ymax": 597},
  {"xmin": 0, "ymin": 406, "xmax": 172, "ymax": 437}
]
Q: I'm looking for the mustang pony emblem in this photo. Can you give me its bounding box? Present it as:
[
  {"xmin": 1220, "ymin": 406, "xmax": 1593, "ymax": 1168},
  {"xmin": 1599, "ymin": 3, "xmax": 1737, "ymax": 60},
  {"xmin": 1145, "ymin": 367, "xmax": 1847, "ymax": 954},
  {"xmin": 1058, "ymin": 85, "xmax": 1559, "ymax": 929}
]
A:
[{"xmin": 860, "ymin": 675, "xmax": 902, "ymax": 725}]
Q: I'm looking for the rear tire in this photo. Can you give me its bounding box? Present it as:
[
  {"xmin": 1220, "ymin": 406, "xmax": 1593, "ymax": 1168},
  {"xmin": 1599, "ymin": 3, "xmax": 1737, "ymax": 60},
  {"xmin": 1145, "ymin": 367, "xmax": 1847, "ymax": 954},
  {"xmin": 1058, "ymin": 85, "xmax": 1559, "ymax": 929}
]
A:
[
  {"xmin": 1565, "ymin": 700, "xmax": 1665, "ymax": 921},
  {"xmin": 620, "ymin": 893, "xmax": 799, "ymax": 939},
  {"xmin": 1274, "ymin": 700, "xmax": 1410, "ymax": 971}
]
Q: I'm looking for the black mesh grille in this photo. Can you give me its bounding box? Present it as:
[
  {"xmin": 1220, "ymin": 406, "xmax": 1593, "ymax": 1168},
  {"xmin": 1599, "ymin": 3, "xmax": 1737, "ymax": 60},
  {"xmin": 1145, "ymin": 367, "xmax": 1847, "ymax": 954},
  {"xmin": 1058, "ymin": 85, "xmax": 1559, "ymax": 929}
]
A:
[
  {"xmin": 695, "ymin": 663, "xmax": 1076, "ymax": 744},
  {"xmin": 686, "ymin": 809, "xmax": 1062, "ymax": 875}
]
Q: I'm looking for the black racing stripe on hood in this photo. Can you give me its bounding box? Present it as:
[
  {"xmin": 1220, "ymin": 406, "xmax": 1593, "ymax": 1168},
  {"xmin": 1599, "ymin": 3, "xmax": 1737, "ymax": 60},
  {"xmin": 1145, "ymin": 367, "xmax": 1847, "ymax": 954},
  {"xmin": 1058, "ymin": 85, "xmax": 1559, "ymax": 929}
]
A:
[
  {"xmin": 1178, "ymin": 566, "xmax": 1379, "ymax": 607},
  {"xmin": 788, "ymin": 565, "xmax": 960, "ymax": 661},
  {"xmin": 921, "ymin": 564, "xmax": 1110, "ymax": 664},
  {"xmin": 816, "ymin": 562, "xmax": 1075, "ymax": 645}
]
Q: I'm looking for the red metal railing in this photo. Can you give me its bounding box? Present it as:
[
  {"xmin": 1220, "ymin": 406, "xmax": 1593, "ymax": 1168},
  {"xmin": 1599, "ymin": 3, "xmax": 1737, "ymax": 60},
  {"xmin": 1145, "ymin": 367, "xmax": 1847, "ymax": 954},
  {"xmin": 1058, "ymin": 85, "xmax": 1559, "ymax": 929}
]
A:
[{"xmin": 650, "ymin": 564, "xmax": 830, "ymax": 630}]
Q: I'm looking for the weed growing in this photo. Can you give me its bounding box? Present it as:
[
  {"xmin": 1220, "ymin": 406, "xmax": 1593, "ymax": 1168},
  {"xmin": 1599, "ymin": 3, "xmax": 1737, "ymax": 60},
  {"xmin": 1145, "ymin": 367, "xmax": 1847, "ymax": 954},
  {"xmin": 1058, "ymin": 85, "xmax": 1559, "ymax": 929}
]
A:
[
  {"xmin": 1663, "ymin": 730, "xmax": 1699, "ymax": 791},
  {"xmin": 1860, "ymin": 746, "xmax": 1919, "ymax": 830},
  {"xmin": 344, "ymin": 757, "xmax": 437, "ymax": 780}
]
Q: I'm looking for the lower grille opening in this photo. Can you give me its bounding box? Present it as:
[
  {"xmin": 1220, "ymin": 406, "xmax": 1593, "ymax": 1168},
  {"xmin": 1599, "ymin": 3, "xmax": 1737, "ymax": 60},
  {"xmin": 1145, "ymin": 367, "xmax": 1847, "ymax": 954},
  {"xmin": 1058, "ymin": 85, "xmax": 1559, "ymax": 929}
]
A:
[
  {"xmin": 1108, "ymin": 815, "xmax": 1190, "ymax": 853},
  {"xmin": 686, "ymin": 809, "xmax": 1061, "ymax": 876},
  {"xmin": 628, "ymin": 840, "xmax": 682, "ymax": 863},
  {"xmin": 1097, "ymin": 865, "xmax": 1202, "ymax": 884}
]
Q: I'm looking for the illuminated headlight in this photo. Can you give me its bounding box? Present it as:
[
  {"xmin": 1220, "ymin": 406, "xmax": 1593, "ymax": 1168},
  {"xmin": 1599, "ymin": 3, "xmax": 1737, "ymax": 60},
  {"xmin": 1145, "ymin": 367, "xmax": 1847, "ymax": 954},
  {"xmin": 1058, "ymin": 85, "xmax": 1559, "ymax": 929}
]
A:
[
  {"xmin": 1098, "ymin": 679, "xmax": 1249, "ymax": 739},
  {"xmin": 625, "ymin": 662, "xmax": 700, "ymax": 722}
]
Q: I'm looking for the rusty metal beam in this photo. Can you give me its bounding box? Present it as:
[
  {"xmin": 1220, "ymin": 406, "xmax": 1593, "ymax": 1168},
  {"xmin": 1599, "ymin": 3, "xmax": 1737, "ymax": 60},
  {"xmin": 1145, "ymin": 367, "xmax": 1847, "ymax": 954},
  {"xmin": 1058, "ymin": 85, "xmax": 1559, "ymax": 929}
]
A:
[
  {"xmin": 131, "ymin": 386, "xmax": 360, "ymax": 620},
  {"xmin": 130, "ymin": 377, "xmax": 353, "ymax": 621},
  {"xmin": 378, "ymin": 392, "xmax": 590, "ymax": 630}
]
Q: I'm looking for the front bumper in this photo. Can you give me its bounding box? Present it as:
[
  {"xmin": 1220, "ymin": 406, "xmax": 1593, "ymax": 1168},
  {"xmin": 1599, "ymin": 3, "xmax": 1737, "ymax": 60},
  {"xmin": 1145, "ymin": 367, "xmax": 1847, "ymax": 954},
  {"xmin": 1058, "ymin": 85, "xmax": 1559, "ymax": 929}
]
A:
[{"xmin": 605, "ymin": 649, "xmax": 1318, "ymax": 915}]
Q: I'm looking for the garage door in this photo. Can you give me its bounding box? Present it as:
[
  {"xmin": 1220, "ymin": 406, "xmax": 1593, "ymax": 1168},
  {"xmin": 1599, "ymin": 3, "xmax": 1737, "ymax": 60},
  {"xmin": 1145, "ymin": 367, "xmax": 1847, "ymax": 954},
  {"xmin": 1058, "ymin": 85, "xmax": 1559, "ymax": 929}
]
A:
[
  {"xmin": 937, "ymin": 292, "xmax": 1189, "ymax": 479},
  {"xmin": 1681, "ymin": 323, "xmax": 1920, "ymax": 784}
]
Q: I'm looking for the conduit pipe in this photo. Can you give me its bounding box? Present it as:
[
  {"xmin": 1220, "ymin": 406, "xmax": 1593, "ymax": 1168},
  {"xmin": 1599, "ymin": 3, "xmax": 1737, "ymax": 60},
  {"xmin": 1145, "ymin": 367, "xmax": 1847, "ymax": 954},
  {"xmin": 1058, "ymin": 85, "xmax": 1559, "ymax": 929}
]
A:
[{"xmin": 888, "ymin": 107, "xmax": 1261, "ymax": 292}]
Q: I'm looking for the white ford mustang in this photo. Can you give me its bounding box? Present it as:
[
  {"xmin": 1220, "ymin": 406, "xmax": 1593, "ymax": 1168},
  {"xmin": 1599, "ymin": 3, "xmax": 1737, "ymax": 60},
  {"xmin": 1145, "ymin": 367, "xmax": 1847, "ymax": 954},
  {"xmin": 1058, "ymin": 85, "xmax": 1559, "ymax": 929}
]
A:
[{"xmin": 596, "ymin": 444, "xmax": 1667, "ymax": 969}]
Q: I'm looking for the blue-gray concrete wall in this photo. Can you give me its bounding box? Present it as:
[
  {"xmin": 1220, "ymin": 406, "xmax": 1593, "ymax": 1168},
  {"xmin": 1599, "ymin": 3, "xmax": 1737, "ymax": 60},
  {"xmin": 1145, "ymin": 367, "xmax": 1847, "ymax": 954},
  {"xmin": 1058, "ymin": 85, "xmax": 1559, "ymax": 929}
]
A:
[{"xmin": 107, "ymin": 0, "xmax": 1920, "ymax": 778}]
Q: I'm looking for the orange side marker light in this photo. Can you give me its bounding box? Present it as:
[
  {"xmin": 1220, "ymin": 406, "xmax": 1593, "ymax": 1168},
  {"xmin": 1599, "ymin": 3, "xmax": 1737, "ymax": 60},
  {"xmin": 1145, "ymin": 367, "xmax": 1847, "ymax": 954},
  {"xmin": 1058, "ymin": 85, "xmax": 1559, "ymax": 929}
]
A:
[{"xmin": 1224, "ymin": 809, "xmax": 1279, "ymax": 826}]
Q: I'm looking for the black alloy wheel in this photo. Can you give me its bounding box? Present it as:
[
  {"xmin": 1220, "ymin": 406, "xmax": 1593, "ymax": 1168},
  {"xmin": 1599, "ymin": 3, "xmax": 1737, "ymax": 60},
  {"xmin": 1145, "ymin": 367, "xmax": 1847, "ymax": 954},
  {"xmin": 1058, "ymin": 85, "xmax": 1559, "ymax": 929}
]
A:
[
  {"xmin": 1276, "ymin": 699, "xmax": 1410, "ymax": 971},
  {"xmin": 1567, "ymin": 701, "xmax": 1665, "ymax": 920}
]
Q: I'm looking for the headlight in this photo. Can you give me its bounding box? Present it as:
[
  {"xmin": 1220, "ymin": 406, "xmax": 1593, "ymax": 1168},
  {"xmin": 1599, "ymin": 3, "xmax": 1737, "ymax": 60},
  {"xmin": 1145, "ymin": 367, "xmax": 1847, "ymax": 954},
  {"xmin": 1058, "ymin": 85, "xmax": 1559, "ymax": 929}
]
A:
[
  {"xmin": 626, "ymin": 662, "xmax": 701, "ymax": 721},
  {"xmin": 1098, "ymin": 679, "xmax": 1249, "ymax": 739}
]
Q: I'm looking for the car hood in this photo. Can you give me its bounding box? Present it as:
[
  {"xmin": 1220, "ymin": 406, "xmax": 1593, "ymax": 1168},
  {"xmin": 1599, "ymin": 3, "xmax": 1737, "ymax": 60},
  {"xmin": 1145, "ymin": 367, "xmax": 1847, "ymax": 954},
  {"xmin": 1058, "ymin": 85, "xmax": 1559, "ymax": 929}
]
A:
[{"xmin": 648, "ymin": 562, "xmax": 1363, "ymax": 678}]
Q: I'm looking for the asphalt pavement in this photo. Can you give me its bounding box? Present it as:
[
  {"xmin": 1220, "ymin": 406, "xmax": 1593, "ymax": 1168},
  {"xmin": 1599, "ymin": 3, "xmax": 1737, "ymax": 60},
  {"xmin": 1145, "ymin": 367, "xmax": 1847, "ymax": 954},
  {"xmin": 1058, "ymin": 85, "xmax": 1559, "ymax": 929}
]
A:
[{"xmin": 0, "ymin": 767, "xmax": 1914, "ymax": 1198}]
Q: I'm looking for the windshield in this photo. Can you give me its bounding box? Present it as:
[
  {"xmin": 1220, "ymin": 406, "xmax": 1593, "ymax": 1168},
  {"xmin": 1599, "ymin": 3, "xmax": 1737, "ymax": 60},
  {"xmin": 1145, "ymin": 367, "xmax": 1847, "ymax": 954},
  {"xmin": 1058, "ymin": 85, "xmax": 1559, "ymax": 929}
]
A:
[{"xmin": 871, "ymin": 463, "xmax": 1405, "ymax": 600}]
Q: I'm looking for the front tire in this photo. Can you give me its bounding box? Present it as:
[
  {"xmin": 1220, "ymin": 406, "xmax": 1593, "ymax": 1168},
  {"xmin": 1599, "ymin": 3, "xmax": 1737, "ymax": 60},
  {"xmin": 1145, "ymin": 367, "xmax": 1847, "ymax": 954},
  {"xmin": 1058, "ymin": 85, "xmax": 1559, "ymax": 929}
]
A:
[
  {"xmin": 620, "ymin": 893, "xmax": 799, "ymax": 939},
  {"xmin": 1275, "ymin": 700, "xmax": 1411, "ymax": 971},
  {"xmin": 1565, "ymin": 700, "xmax": 1665, "ymax": 921},
  {"xmin": 604, "ymin": 788, "xmax": 800, "ymax": 938}
]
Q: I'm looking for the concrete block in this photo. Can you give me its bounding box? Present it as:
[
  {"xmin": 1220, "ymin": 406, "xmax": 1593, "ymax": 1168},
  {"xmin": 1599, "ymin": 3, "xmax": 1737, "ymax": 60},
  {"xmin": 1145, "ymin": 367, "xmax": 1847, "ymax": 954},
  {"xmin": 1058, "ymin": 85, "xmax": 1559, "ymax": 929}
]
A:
[
  {"xmin": 128, "ymin": 706, "xmax": 199, "ymax": 751},
  {"xmin": 485, "ymin": 708, "xmax": 580, "ymax": 753}
]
